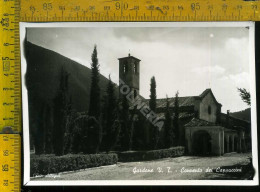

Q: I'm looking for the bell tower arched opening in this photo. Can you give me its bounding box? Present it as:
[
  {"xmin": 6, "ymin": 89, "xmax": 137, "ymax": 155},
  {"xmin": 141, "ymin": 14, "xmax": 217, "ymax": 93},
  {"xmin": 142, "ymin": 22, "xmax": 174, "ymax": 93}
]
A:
[{"xmin": 118, "ymin": 54, "xmax": 141, "ymax": 98}]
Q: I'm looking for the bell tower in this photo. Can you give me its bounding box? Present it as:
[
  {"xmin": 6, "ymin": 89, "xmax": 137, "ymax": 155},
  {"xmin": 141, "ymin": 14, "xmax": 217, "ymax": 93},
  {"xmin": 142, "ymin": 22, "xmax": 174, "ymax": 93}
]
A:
[{"xmin": 118, "ymin": 54, "xmax": 140, "ymax": 97}]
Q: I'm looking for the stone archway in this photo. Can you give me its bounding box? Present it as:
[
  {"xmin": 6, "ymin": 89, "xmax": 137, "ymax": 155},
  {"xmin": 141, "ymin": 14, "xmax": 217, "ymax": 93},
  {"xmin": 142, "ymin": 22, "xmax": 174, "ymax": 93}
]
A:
[{"xmin": 192, "ymin": 130, "xmax": 212, "ymax": 156}]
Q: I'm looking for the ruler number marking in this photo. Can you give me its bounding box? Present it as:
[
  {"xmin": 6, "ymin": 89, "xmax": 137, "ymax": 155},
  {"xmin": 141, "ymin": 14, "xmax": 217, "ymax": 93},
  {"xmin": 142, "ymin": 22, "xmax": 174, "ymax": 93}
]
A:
[
  {"xmin": 2, "ymin": 164, "xmax": 9, "ymax": 172},
  {"xmin": 3, "ymin": 179, "xmax": 9, "ymax": 186},
  {"xmin": 191, "ymin": 3, "xmax": 200, "ymax": 11},
  {"xmin": 115, "ymin": 2, "xmax": 128, "ymax": 10},
  {"xmin": 3, "ymin": 61, "xmax": 10, "ymax": 72},
  {"xmin": 30, "ymin": 6, "xmax": 35, "ymax": 17},
  {"xmin": 3, "ymin": 150, "xmax": 9, "ymax": 156},
  {"xmin": 43, "ymin": 3, "xmax": 52, "ymax": 10}
]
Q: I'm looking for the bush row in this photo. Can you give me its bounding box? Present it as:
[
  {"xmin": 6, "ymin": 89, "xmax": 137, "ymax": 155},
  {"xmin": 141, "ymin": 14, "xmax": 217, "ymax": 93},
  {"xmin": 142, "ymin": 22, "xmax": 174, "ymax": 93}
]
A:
[
  {"xmin": 31, "ymin": 153, "xmax": 118, "ymax": 177},
  {"xmin": 118, "ymin": 146, "xmax": 185, "ymax": 162}
]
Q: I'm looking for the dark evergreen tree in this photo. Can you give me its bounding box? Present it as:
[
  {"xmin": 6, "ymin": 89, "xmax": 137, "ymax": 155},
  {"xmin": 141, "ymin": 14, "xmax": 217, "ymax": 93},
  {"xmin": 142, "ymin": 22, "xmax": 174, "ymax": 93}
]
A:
[
  {"xmin": 71, "ymin": 113, "xmax": 87, "ymax": 153},
  {"xmin": 149, "ymin": 76, "xmax": 157, "ymax": 111},
  {"xmin": 120, "ymin": 95, "xmax": 133, "ymax": 151},
  {"xmin": 85, "ymin": 116, "xmax": 103, "ymax": 154},
  {"xmin": 71, "ymin": 124, "xmax": 82, "ymax": 154},
  {"xmin": 88, "ymin": 45, "xmax": 101, "ymax": 119},
  {"xmin": 87, "ymin": 45, "xmax": 102, "ymax": 153},
  {"xmin": 34, "ymin": 102, "xmax": 45, "ymax": 155},
  {"xmin": 164, "ymin": 96, "xmax": 174, "ymax": 148},
  {"xmin": 132, "ymin": 112, "xmax": 146, "ymax": 150},
  {"xmin": 44, "ymin": 101, "xmax": 53, "ymax": 154},
  {"xmin": 103, "ymin": 75, "xmax": 117, "ymax": 151},
  {"xmin": 77, "ymin": 114, "xmax": 90, "ymax": 154},
  {"xmin": 107, "ymin": 119, "xmax": 121, "ymax": 152},
  {"xmin": 173, "ymin": 91, "xmax": 180, "ymax": 146},
  {"xmin": 64, "ymin": 96, "xmax": 74, "ymax": 154},
  {"xmin": 100, "ymin": 94, "xmax": 107, "ymax": 151},
  {"xmin": 52, "ymin": 67, "xmax": 69, "ymax": 156},
  {"xmin": 149, "ymin": 76, "xmax": 159, "ymax": 149}
]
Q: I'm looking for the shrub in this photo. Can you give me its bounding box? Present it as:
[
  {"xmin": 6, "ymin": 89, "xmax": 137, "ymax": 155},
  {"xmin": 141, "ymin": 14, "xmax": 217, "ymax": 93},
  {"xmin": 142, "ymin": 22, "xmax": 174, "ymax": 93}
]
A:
[
  {"xmin": 30, "ymin": 153, "xmax": 118, "ymax": 177},
  {"xmin": 118, "ymin": 146, "xmax": 184, "ymax": 162}
]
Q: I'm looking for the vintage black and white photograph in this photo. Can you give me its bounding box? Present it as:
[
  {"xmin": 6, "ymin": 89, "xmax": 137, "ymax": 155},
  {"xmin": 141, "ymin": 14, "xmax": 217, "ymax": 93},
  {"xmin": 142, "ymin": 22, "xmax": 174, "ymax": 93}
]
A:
[{"xmin": 20, "ymin": 22, "xmax": 258, "ymax": 185}]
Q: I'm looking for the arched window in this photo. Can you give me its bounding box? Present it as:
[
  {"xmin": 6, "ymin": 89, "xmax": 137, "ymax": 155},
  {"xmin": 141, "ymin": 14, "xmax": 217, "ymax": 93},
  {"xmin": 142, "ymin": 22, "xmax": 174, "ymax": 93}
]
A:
[{"xmin": 208, "ymin": 105, "xmax": 211, "ymax": 115}]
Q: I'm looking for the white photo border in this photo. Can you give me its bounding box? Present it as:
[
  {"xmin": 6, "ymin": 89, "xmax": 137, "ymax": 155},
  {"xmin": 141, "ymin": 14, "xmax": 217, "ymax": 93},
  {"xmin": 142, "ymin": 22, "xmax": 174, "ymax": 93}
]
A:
[{"xmin": 20, "ymin": 21, "xmax": 258, "ymax": 186}]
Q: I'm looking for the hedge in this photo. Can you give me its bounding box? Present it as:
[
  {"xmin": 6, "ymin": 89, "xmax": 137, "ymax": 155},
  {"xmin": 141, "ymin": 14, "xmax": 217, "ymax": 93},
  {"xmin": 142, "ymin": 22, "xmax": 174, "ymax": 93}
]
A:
[
  {"xmin": 31, "ymin": 153, "xmax": 118, "ymax": 177},
  {"xmin": 118, "ymin": 146, "xmax": 185, "ymax": 162}
]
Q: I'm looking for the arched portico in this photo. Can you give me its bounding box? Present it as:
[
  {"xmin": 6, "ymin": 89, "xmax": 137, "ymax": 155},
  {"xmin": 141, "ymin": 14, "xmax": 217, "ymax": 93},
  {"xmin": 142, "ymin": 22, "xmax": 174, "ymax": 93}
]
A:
[
  {"xmin": 192, "ymin": 130, "xmax": 212, "ymax": 156},
  {"xmin": 185, "ymin": 125, "xmax": 224, "ymax": 156},
  {"xmin": 224, "ymin": 130, "xmax": 239, "ymax": 153}
]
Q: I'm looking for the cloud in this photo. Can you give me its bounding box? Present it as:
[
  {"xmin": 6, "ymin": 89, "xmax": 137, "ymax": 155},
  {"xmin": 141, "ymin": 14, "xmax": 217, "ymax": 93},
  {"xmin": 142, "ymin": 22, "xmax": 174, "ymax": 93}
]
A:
[
  {"xmin": 221, "ymin": 72, "xmax": 250, "ymax": 88},
  {"xmin": 192, "ymin": 65, "xmax": 226, "ymax": 76}
]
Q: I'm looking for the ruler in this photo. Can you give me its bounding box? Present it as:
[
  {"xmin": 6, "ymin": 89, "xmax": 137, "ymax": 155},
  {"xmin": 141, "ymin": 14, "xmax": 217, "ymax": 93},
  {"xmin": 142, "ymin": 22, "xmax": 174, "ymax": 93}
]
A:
[
  {"xmin": 1, "ymin": 0, "xmax": 260, "ymax": 192},
  {"xmin": 0, "ymin": 134, "xmax": 21, "ymax": 192},
  {"xmin": 0, "ymin": 0, "xmax": 21, "ymax": 133},
  {"xmin": 20, "ymin": 0, "xmax": 260, "ymax": 22},
  {"xmin": 1, "ymin": 0, "xmax": 21, "ymax": 191}
]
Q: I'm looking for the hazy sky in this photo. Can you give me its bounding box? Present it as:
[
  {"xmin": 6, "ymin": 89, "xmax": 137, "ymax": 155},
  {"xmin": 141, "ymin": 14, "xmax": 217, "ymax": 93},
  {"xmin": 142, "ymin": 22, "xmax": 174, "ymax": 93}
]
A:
[{"xmin": 27, "ymin": 26, "xmax": 250, "ymax": 112}]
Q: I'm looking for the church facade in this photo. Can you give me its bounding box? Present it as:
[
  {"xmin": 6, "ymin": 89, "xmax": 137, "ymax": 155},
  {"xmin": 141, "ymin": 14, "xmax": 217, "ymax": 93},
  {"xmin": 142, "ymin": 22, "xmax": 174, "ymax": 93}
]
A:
[{"xmin": 118, "ymin": 54, "xmax": 251, "ymax": 156}]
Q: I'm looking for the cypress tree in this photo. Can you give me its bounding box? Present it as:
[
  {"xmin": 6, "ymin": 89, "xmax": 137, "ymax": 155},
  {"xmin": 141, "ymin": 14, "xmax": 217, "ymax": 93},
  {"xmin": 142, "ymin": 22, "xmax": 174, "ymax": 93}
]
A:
[
  {"xmin": 64, "ymin": 96, "xmax": 74, "ymax": 154},
  {"xmin": 53, "ymin": 67, "xmax": 69, "ymax": 156},
  {"xmin": 103, "ymin": 75, "xmax": 118, "ymax": 151},
  {"xmin": 173, "ymin": 91, "xmax": 180, "ymax": 146},
  {"xmin": 88, "ymin": 45, "xmax": 101, "ymax": 119},
  {"xmin": 132, "ymin": 111, "xmax": 146, "ymax": 150},
  {"xmin": 149, "ymin": 76, "xmax": 159, "ymax": 149},
  {"xmin": 149, "ymin": 76, "xmax": 157, "ymax": 111},
  {"xmin": 78, "ymin": 114, "xmax": 90, "ymax": 154},
  {"xmin": 107, "ymin": 119, "xmax": 121, "ymax": 152},
  {"xmin": 164, "ymin": 95, "xmax": 174, "ymax": 148},
  {"xmin": 86, "ymin": 116, "xmax": 102, "ymax": 154},
  {"xmin": 120, "ymin": 95, "xmax": 133, "ymax": 151}
]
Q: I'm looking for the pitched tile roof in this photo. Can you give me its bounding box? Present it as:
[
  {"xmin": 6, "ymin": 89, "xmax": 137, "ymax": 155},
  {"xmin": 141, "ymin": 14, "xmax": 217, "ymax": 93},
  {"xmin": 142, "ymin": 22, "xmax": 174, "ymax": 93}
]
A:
[
  {"xmin": 156, "ymin": 112, "xmax": 194, "ymax": 120},
  {"xmin": 143, "ymin": 89, "xmax": 220, "ymax": 109},
  {"xmin": 185, "ymin": 118, "xmax": 216, "ymax": 127},
  {"xmin": 144, "ymin": 96, "xmax": 199, "ymax": 108}
]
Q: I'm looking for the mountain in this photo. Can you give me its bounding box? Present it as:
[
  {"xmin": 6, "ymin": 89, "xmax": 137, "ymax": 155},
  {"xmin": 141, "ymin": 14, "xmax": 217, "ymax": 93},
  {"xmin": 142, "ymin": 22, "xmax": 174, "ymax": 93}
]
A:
[
  {"xmin": 24, "ymin": 41, "xmax": 119, "ymax": 139},
  {"xmin": 25, "ymin": 41, "xmax": 117, "ymax": 112},
  {"xmin": 230, "ymin": 108, "xmax": 251, "ymax": 122}
]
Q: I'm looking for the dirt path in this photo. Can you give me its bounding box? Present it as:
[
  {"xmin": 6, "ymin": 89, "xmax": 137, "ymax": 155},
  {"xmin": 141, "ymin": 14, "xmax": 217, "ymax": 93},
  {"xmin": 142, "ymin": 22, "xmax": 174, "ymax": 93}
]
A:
[{"xmin": 32, "ymin": 152, "xmax": 253, "ymax": 180}]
